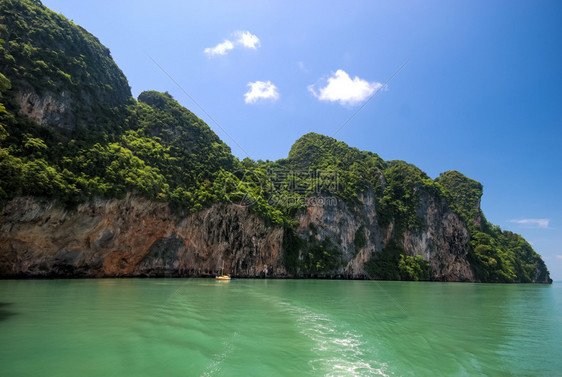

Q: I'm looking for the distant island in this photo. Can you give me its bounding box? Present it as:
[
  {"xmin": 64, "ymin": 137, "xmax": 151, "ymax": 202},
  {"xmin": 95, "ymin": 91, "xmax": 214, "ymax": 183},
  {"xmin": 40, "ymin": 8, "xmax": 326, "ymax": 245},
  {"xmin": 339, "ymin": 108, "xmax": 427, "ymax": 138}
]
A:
[{"xmin": 0, "ymin": 0, "xmax": 551, "ymax": 283}]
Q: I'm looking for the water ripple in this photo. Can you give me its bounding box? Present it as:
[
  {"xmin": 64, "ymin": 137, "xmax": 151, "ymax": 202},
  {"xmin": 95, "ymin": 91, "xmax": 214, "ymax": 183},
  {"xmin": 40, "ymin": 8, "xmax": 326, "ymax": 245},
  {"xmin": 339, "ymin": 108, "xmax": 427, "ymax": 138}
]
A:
[
  {"xmin": 201, "ymin": 331, "xmax": 238, "ymax": 377},
  {"xmin": 278, "ymin": 301, "xmax": 390, "ymax": 377}
]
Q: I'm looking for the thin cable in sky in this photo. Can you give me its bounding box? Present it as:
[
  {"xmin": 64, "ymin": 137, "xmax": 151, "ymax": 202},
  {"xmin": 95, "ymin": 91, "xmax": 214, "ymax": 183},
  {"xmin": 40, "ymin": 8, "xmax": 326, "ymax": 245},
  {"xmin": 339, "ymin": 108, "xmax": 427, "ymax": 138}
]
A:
[{"xmin": 147, "ymin": 55, "xmax": 252, "ymax": 159}]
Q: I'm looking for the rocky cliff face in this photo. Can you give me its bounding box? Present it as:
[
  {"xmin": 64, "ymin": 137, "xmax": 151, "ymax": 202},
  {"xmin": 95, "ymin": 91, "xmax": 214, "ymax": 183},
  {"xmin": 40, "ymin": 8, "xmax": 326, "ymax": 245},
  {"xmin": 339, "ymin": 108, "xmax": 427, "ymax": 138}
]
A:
[
  {"xmin": 296, "ymin": 191, "xmax": 382, "ymax": 278},
  {"xmin": 16, "ymin": 89, "xmax": 74, "ymax": 132},
  {"xmin": 0, "ymin": 192, "xmax": 474, "ymax": 281},
  {"xmin": 403, "ymin": 193, "xmax": 474, "ymax": 281},
  {"xmin": 0, "ymin": 196, "xmax": 286, "ymax": 278},
  {"xmin": 295, "ymin": 190, "xmax": 474, "ymax": 281}
]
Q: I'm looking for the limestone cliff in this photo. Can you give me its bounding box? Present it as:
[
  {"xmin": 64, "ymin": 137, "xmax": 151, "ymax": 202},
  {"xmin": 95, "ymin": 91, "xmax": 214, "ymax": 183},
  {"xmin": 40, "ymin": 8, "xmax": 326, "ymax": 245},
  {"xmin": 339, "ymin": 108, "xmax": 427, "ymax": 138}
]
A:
[
  {"xmin": 0, "ymin": 0, "xmax": 132, "ymax": 135},
  {"xmin": 0, "ymin": 196, "xmax": 286, "ymax": 278},
  {"xmin": 0, "ymin": 191, "xmax": 552, "ymax": 282},
  {"xmin": 295, "ymin": 190, "xmax": 473, "ymax": 281},
  {"xmin": 1, "ymin": 192, "xmax": 473, "ymax": 281},
  {"xmin": 16, "ymin": 89, "xmax": 74, "ymax": 132}
]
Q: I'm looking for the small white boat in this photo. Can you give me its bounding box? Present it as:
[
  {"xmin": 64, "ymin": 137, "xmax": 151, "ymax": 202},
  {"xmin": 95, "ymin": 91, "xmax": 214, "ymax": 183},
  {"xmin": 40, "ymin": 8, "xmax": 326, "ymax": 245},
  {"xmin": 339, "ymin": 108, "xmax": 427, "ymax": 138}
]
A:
[{"xmin": 216, "ymin": 261, "xmax": 231, "ymax": 280}]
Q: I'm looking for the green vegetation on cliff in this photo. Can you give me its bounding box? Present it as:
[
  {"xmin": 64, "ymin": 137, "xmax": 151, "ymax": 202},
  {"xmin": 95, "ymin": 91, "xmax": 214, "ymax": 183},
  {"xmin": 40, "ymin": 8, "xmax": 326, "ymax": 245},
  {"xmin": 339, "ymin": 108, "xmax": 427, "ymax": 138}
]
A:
[
  {"xmin": 366, "ymin": 240, "xmax": 431, "ymax": 281},
  {"xmin": 0, "ymin": 0, "xmax": 550, "ymax": 283},
  {"xmin": 0, "ymin": 1, "xmax": 236, "ymax": 210},
  {"xmin": 437, "ymin": 171, "xmax": 550, "ymax": 283},
  {"xmin": 0, "ymin": 0, "xmax": 131, "ymax": 135}
]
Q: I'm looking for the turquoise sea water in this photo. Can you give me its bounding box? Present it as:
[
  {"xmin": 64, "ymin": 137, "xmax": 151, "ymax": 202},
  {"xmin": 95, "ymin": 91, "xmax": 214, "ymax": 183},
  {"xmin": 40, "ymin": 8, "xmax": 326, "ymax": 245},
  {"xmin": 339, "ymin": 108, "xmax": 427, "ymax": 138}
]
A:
[{"xmin": 1, "ymin": 279, "xmax": 561, "ymax": 376}]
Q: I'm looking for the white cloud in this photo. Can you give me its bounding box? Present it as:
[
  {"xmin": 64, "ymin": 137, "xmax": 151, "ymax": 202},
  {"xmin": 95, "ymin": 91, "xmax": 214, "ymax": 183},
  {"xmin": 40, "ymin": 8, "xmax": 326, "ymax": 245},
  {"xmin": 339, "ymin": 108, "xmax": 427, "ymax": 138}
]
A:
[
  {"xmin": 297, "ymin": 61, "xmax": 310, "ymax": 73},
  {"xmin": 556, "ymin": 255, "xmax": 562, "ymax": 259},
  {"xmin": 204, "ymin": 40, "xmax": 234, "ymax": 57},
  {"xmin": 204, "ymin": 31, "xmax": 260, "ymax": 57},
  {"xmin": 308, "ymin": 69, "xmax": 382, "ymax": 106},
  {"xmin": 244, "ymin": 81, "xmax": 279, "ymax": 104},
  {"xmin": 508, "ymin": 218, "xmax": 550, "ymax": 228},
  {"xmin": 235, "ymin": 31, "xmax": 260, "ymax": 49}
]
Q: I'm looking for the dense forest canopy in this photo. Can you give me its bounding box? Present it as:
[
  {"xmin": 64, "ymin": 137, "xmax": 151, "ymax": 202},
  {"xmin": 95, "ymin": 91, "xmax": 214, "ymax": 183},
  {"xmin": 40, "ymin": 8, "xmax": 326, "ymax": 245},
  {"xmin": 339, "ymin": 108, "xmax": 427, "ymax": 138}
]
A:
[{"xmin": 0, "ymin": 0, "xmax": 550, "ymax": 282}]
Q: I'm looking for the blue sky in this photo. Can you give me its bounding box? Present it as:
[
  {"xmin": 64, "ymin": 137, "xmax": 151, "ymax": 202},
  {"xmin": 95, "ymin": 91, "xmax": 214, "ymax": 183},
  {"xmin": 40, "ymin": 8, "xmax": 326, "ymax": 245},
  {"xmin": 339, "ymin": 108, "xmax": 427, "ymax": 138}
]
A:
[{"xmin": 42, "ymin": 0, "xmax": 562, "ymax": 279}]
